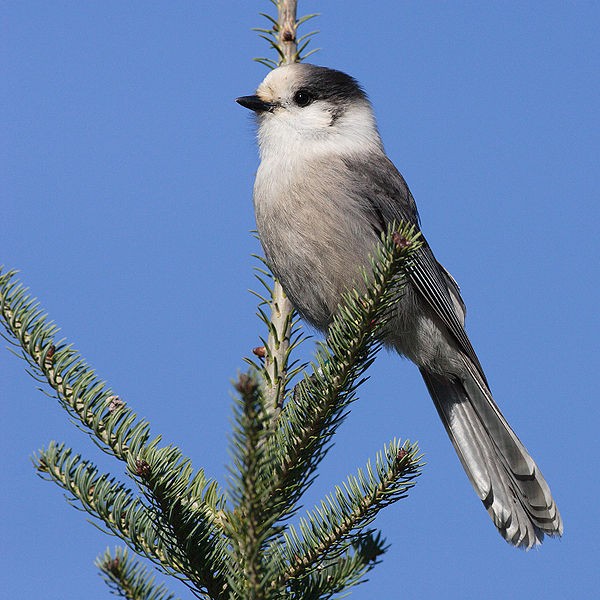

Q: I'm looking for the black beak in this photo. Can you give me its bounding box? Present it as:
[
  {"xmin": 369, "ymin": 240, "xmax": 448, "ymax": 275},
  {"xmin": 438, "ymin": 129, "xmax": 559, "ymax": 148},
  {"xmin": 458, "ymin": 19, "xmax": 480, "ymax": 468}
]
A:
[{"xmin": 236, "ymin": 95, "xmax": 275, "ymax": 113}]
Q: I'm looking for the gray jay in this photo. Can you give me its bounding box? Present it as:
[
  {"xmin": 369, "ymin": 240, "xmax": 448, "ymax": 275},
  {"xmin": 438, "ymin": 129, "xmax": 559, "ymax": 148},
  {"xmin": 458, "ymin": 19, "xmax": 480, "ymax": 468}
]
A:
[{"xmin": 236, "ymin": 63, "xmax": 562, "ymax": 548}]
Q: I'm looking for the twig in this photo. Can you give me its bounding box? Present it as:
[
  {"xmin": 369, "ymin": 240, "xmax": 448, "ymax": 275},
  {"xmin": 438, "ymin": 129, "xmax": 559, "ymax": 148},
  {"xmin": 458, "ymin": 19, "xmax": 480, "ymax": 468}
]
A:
[{"xmin": 263, "ymin": 0, "xmax": 298, "ymax": 418}]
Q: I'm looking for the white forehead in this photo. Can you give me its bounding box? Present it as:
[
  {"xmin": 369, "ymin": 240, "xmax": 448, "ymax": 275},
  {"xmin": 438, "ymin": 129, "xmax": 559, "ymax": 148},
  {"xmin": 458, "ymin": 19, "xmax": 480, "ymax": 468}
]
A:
[{"xmin": 257, "ymin": 64, "xmax": 304, "ymax": 101}]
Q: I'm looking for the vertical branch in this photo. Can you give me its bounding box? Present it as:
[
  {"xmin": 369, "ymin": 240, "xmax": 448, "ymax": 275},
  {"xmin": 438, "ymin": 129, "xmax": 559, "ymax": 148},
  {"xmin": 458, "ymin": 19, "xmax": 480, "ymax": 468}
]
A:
[
  {"xmin": 263, "ymin": 0, "xmax": 298, "ymax": 418},
  {"xmin": 264, "ymin": 281, "xmax": 294, "ymax": 417},
  {"xmin": 277, "ymin": 0, "xmax": 298, "ymax": 65}
]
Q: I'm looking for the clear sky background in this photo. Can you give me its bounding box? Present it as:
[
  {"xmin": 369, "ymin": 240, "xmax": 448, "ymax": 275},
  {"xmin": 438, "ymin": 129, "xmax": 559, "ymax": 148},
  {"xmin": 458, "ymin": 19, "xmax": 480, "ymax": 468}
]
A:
[{"xmin": 2, "ymin": 2, "xmax": 599, "ymax": 599}]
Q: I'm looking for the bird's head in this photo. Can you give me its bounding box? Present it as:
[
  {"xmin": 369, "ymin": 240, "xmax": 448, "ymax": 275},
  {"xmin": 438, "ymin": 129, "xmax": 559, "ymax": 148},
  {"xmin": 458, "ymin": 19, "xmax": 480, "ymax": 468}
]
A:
[{"xmin": 237, "ymin": 64, "xmax": 382, "ymax": 159}]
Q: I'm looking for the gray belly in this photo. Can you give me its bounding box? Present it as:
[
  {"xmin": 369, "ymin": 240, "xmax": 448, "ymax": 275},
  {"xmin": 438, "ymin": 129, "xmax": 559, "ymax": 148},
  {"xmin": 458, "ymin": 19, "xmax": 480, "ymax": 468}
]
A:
[{"xmin": 254, "ymin": 186, "xmax": 378, "ymax": 330}]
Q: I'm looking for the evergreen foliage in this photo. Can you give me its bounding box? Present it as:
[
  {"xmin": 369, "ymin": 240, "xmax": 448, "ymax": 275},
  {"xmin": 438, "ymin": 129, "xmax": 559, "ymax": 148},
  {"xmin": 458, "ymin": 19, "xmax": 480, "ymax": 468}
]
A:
[
  {"xmin": 1, "ymin": 3, "xmax": 425, "ymax": 598},
  {"xmin": 96, "ymin": 547, "xmax": 180, "ymax": 600}
]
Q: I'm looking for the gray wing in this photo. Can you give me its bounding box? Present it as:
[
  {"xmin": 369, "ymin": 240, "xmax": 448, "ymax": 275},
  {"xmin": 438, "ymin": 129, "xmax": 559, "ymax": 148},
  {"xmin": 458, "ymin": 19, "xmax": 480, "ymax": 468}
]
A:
[{"xmin": 341, "ymin": 153, "xmax": 486, "ymax": 381}]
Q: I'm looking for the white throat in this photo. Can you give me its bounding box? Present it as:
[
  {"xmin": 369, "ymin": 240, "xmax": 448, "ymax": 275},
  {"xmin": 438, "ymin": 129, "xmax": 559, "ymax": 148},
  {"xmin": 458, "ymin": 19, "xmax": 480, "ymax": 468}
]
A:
[{"xmin": 257, "ymin": 101, "xmax": 383, "ymax": 164}]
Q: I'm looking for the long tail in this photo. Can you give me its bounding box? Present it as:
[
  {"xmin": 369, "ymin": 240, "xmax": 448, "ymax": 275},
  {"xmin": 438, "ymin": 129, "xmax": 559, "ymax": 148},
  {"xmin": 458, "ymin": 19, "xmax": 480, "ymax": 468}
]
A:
[{"xmin": 420, "ymin": 364, "xmax": 563, "ymax": 548}]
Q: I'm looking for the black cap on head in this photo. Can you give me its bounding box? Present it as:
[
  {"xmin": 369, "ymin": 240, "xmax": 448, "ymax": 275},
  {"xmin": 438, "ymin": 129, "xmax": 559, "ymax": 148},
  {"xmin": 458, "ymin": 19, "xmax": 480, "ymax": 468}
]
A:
[{"xmin": 294, "ymin": 64, "xmax": 367, "ymax": 104}]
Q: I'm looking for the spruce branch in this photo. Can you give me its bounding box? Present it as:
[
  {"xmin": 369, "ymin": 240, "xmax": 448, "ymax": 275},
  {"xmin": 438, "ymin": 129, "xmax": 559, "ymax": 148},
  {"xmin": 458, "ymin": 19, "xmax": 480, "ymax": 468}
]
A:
[
  {"xmin": 34, "ymin": 442, "xmax": 180, "ymax": 576},
  {"xmin": 0, "ymin": 272, "xmax": 150, "ymax": 462},
  {"xmin": 96, "ymin": 547, "xmax": 180, "ymax": 600},
  {"xmin": 254, "ymin": 0, "xmax": 319, "ymax": 68},
  {"xmin": 0, "ymin": 268, "xmax": 225, "ymax": 491},
  {"xmin": 275, "ymin": 439, "xmax": 422, "ymax": 583},
  {"xmin": 225, "ymin": 372, "xmax": 275, "ymax": 597},
  {"xmin": 34, "ymin": 442, "xmax": 227, "ymax": 598},
  {"xmin": 246, "ymin": 263, "xmax": 307, "ymax": 423},
  {"xmin": 0, "ymin": 269, "xmax": 228, "ymax": 597},
  {"xmin": 132, "ymin": 444, "xmax": 229, "ymax": 598},
  {"xmin": 286, "ymin": 531, "xmax": 388, "ymax": 600},
  {"xmin": 263, "ymin": 281, "xmax": 296, "ymax": 419}
]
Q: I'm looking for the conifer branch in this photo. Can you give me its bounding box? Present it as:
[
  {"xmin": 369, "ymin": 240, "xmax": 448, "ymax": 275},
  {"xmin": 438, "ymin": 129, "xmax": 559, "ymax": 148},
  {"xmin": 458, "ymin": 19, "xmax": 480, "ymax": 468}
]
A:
[
  {"xmin": 225, "ymin": 372, "xmax": 274, "ymax": 597},
  {"xmin": 246, "ymin": 264, "xmax": 307, "ymax": 418},
  {"xmin": 0, "ymin": 273, "xmax": 147, "ymax": 460},
  {"xmin": 254, "ymin": 0, "xmax": 319, "ymax": 68},
  {"xmin": 96, "ymin": 547, "xmax": 180, "ymax": 600},
  {"xmin": 34, "ymin": 442, "xmax": 180, "ymax": 575},
  {"xmin": 275, "ymin": 440, "xmax": 422, "ymax": 583},
  {"xmin": 132, "ymin": 445, "xmax": 229, "ymax": 597},
  {"xmin": 0, "ymin": 270, "xmax": 228, "ymax": 597},
  {"xmin": 286, "ymin": 532, "xmax": 388, "ymax": 600},
  {"xmin": 35, "ymin": 442, "xmax": 227, "ymax": 598},
  {"xmin": 263, "ymin": 281, "xmax": 295, "ymax": 419}
]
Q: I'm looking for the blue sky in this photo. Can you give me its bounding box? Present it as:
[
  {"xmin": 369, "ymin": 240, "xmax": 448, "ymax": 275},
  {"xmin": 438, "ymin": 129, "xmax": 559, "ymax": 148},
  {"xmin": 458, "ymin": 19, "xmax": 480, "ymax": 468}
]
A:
[{"xmin": 2, "ymin": 2, "xmax": 599, "ymax": 598}]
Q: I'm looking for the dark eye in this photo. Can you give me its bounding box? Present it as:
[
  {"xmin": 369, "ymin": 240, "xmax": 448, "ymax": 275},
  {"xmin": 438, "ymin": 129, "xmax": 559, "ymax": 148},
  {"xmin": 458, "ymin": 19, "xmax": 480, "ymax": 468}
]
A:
[{"xmin": 293, "ymin": 89, "xmax": 313, "ymax": 107}]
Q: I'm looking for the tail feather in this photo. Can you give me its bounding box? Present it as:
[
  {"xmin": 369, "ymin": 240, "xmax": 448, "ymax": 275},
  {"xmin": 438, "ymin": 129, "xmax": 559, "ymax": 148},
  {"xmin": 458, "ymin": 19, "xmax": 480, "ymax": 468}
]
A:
[{"xmin": 420, "ymin": 366, "xmax": 563, "ymax": 549}]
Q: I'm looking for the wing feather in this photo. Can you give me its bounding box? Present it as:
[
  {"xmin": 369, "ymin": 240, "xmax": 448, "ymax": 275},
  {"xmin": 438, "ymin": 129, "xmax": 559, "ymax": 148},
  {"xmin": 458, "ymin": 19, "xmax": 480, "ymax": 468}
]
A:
[{"xmin": 341, "ymin": 153, "xmax": 486, "ymax": 380}]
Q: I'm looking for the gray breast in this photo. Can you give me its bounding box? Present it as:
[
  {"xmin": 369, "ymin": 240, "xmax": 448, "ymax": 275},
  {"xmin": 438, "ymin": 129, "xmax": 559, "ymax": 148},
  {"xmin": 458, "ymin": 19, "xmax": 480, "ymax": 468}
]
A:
[{"xmin": 253, "ymin": 156, "xmax": 378, "ymax": 330}]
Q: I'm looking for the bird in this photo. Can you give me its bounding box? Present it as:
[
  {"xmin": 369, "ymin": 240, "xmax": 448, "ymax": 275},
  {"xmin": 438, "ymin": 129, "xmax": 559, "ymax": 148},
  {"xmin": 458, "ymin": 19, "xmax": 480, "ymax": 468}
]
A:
[{"xmin": 236, "ymin": 63, "xmax": 562, "ymax": 548}]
